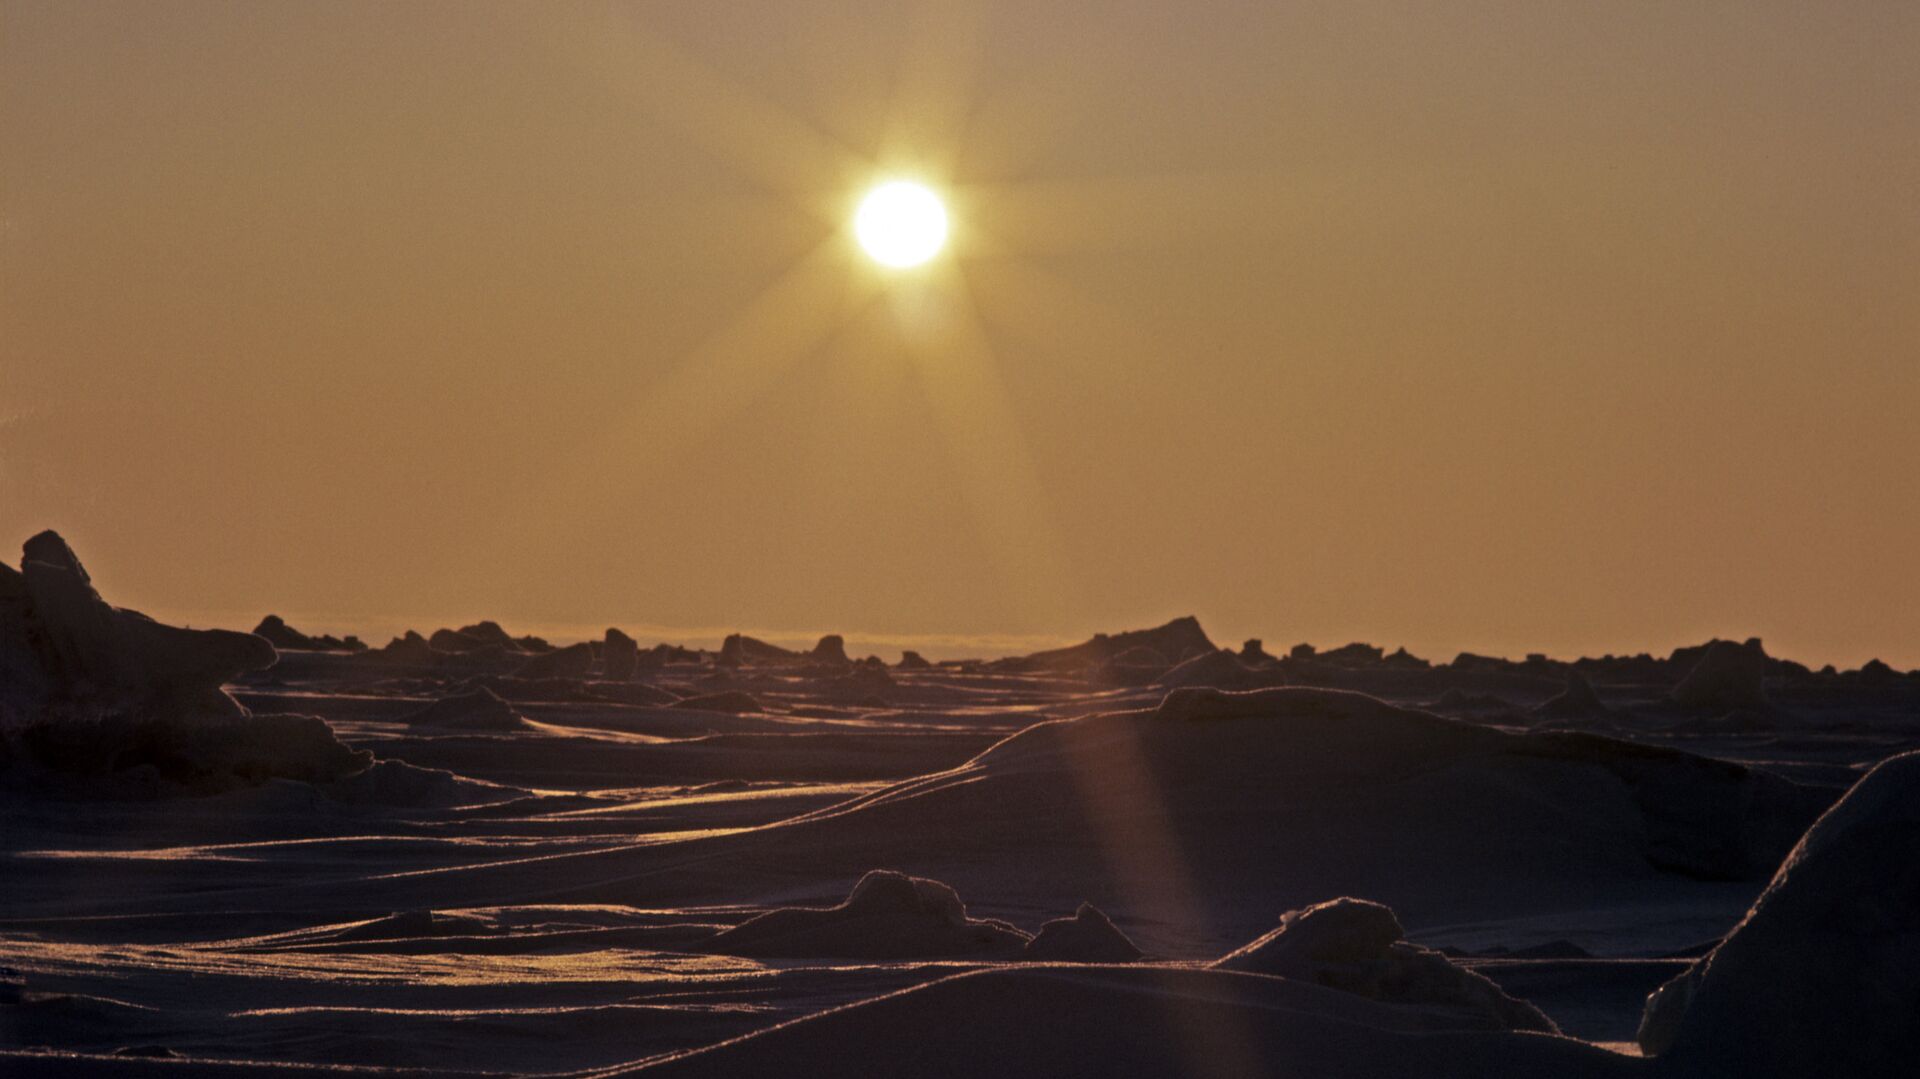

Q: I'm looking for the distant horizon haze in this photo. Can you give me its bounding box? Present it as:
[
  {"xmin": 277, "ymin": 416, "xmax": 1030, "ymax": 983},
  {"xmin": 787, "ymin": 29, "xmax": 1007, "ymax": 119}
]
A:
[{"xmin": 88, "ymin": 594, "xmax": 1920, "ymax": 673}]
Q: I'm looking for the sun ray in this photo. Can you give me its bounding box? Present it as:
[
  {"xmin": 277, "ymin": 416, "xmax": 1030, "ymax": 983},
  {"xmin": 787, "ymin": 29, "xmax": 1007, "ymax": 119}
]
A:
[
  {"xmin": 957, "ymin": 171, "xmax": 1325, "ymax": 256},
  {"xmin": 527, "ymin": 1, "xmax": 1322, "ymax": 638},
  {"xmin": 955, "ymin": 246, "xmax": 1187, "ymax": 385},
  {"xmin": 890, "ymin": 260, "xmax": 1077, "ymax": 626},
  {"xmin": 1054, "ymin": 719, "xmax": 1265, "ymax": 1076},
  {"xmin": 621, "ymin": 237, "xmax": 879, "ymax": 460},
  {"xmin": 560, "ymin": 6, "xmax": 872, "ymax": 219},
  {"xmin": 875, "ymin": 3, "xmax": 990, "ymax": 178},
  {"xmin": 487, "ymin": 234, "xmax": 882, "ymax": 565}
]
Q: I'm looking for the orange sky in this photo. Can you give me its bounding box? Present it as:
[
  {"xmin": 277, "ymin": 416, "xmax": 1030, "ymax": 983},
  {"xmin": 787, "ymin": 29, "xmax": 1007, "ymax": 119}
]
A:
[{"xmin": 3, "ymin": 1, "xmax": 1916, "ymax": 667}]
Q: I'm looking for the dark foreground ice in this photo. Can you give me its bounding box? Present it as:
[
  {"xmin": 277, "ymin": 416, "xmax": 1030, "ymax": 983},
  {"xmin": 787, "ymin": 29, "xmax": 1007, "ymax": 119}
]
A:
[{"xmin": 4, "ymin": 534, "xmax": 1917, "ymax": 1077}]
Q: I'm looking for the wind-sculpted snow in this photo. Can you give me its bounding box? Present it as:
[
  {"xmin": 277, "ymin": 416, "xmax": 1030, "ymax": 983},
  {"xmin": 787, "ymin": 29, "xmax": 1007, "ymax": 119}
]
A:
[
  {"xmin": 603, "ymin": 965, "xmax": 1629, "ymax": 1079},
  {"xmin": 1023, "ymin": 903, "xmax": 1141, "ymax": 963},
  {"xmin": 2, "ymin": 609, "xmax": 1914, "ymax": 1076},
  {"xmin": 1638, "ymin": 750, "xmax": 1920, "ymax": 1077},
  {"xmin": 704, "ymin": 869, "xmax": 1030, "ymax": 960},
  {"xmin": 400, "ymin": 686, "xmax": 529, "ymax": 731},
  {"xmin": 1214, "ymin": 897, "xmax": 1558, "ymax": 1032},
  {"xmin": 710, "ymin": 685, "xmax": 1822, "ymax": 948}
]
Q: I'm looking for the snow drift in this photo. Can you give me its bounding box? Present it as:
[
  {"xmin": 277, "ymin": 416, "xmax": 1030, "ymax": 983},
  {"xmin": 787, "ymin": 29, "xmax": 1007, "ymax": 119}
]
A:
[
  {"xmin": 705, "ymin": 870, "xmax": 1029, "ymax": 960},
  {"xmin": 1213, "ymin": 897, "xmax": 1556, "ymax": 1032},
  {"xmin": 398, "ymin": 686, "xmax": 529, "ymax": 732},
  {"xmin": 1637, "ymin": 749, "xmax": 1920, "ymax": 1077},
  {"xmin": 1023, "ymin": 903, "xmax": 1142, "ymax": 963},
  {"xmin": 381, "ymin": 684, "xmax": 1831, "ymax": 959},
  {"xmin": 681, "ymin": 686, "xmax": 1827, "ymax": 950},
  {"xmin": 607, "ymin": 964, "xmax": 1626, "ymax": 1079}
]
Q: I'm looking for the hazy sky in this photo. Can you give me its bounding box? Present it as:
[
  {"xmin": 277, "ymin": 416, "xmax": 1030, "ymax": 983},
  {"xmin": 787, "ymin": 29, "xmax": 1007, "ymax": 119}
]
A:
[{"xmin": 3, "ymin": 1, "xmax": 1916, "ymax": 666}]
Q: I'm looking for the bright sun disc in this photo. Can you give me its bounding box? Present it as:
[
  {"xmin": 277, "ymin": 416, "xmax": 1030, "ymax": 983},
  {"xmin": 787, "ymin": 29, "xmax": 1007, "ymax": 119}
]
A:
[{"xmin": 855, "ymin": 181, "xmax": 948, "ymax": 268}]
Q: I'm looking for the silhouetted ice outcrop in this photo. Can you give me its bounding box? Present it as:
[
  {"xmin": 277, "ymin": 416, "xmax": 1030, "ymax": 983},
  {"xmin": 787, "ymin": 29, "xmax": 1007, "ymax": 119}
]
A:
[
  {"xmin": 3, "ymin": 531, "xmax": 275, "ymax": 728},
  {"xmin": 705, "ymin": 870, "xmax": 1029, "ymax": 960},
  {"xmin": 1262, "ymin": 640, "xmax": 1452, "ymax": 693},
  {"xmin": 515, "ymin": 641, "xmax": 594, "ymax": 679},
  {"xmin": 810, "ymin": 634, "xmax": 850, "ymax": 666},
  {"xmin": 427, "ymin": 621, "xmax": 545, "ymax": 655},
  {"xmin": 459, "ymin": 622, "xmax": 519, "ymax": 650},
  {"xmin": 1637, "ymin": 750, "xmax": 1920, "ymax": 1077},
  {"xmin": 1382, "ymin": 646, "xmax": 1428, "ymax": 669},
  {"xmin": 896, "ymin": 650, "xmax": 932, "ymax": 670},
  {"xmin": 1022, "ymin": 903, "xmax": 1141, "ymax": 963},
  {"xmin": 1154, "ymin": 648, "xmax": 1286, "ymax": 690},
  {"xmin": 1671, "ymin": 638, "xmax": 1770, "ymax": 710},
  {"xmin": 1215, "ymin": 897, "xmax": 1557, "ymax": 1033},
  {"xmin": 429, "ymin": 627, "xmax": 490, "ymax": 653},
  {"xmin": 1006, "ymin": 616, "xmax": 1216, "ymax": 672},
  {"xmin": 713, "ymin": 633, "xmax": 854, "ymax": 671},
  {"xmin": 378, "ymin": 630, "xmax": 434, "ymax": 664},
  {"xmin": 1535, "ymin": 670, "xmax": 1610, "ymax": 721},
  {"xmin": 602, "ymin": 628, "xmax": 639, "ymax": 681},
  {"xmin": 1850, "ymin": 657, "xmax": 1905, "ymax": 685},
  {"xmin": 0, "ymin": 531, "xmax": 370, "ymax": 790},
  {"xmin": 400, "ymin": 686, "xmax": 528, "ymax": 732},
  {"xmin": 651, "ymin": 643, "xmax": 700, "ymax": 666},
  {"xmin": 251, "ymin": 615, "xmax": 365, "ymax": 652},
  {"xmin": 717, "ymin": 633, "xmax": 804, "ymax": 668}
]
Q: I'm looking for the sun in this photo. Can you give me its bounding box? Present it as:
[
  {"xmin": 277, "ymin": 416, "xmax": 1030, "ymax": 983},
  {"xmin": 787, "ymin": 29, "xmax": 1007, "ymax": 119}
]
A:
[{"xmin": 854, "ymin": 180, "xmax": 948, "ymax": 268}]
